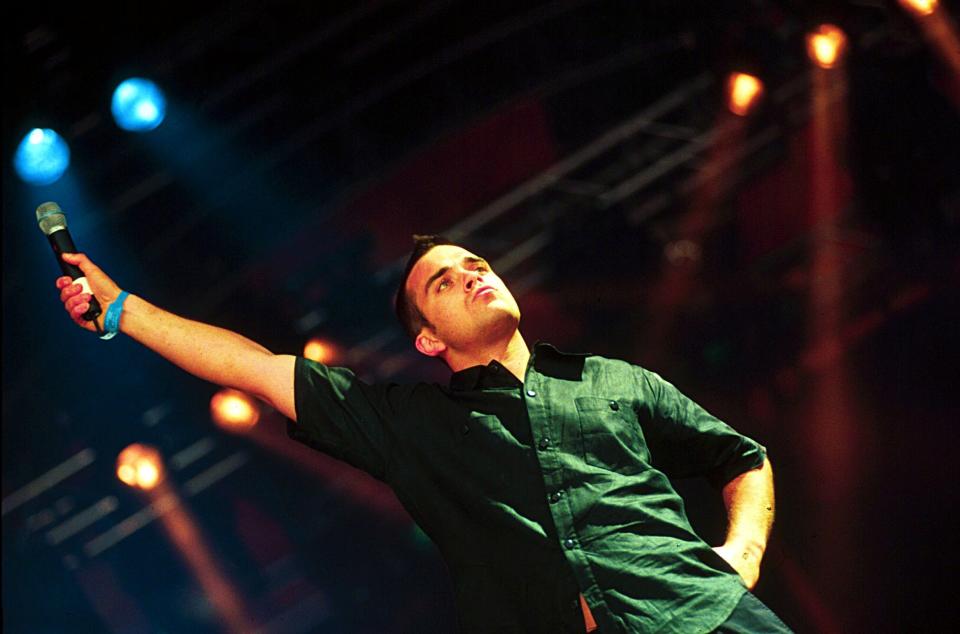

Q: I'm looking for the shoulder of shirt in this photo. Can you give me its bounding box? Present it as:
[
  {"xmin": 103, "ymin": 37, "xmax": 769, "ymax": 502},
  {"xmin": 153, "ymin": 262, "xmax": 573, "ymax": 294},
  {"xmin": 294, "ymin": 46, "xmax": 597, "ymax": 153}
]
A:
[{"xmin": 533, "ymin": 341, "xmax": 651, "ymax": 369}]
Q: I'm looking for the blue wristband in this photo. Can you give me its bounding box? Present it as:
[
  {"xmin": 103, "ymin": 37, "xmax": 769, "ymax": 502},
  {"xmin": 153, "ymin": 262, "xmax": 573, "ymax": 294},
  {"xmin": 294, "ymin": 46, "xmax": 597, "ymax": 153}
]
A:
[{"xmin": 100, "ymin": 291, "xmax": 130, "ymax": 340}]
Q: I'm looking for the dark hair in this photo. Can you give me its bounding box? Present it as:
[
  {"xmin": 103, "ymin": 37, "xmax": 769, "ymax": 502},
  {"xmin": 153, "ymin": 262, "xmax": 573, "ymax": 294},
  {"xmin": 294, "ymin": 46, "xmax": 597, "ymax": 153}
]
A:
[{"xmin": 395, "ymin": 234, "xmax": 455, "ymax": 340}]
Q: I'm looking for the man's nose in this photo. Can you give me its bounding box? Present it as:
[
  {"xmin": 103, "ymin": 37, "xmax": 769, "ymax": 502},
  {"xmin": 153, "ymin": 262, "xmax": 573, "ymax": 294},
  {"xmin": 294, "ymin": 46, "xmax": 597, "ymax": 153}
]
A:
[{"xmin": 463, "ymin": 270, "xmax": 481, "ymax": 291}]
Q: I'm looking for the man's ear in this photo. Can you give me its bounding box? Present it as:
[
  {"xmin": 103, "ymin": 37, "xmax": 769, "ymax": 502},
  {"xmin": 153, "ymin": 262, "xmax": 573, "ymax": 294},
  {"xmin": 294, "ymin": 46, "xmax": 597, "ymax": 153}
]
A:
[{"xmin": 415, "ymin": 329, "xmax": 447, "ymax": 357}]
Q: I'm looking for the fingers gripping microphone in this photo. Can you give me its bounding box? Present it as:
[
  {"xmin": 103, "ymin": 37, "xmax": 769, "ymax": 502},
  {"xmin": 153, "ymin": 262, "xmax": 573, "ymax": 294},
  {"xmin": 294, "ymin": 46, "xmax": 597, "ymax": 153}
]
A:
[{"xmin": 36, "ymin": 201, "xmax": 102, "ymax": 323}]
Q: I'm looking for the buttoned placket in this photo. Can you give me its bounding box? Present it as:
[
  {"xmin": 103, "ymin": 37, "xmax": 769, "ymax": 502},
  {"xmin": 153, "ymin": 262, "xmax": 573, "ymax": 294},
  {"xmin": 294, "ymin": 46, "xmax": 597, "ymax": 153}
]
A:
[
  {"xmin": 523, "ymin": 354, "xmax": 578, "ymax": 557},
  {"xmin": 522, "ymin": 348, "xmax": 609, "ymax": 631}
]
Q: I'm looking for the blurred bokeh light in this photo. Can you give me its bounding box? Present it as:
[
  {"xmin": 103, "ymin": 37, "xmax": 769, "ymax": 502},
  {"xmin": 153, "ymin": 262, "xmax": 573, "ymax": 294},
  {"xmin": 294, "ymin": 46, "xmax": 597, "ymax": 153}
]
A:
[
  {"xmin": 116, "ymin": 443, "xmax": 165, "ymax": 490},
  {"xmin": 210, "ymin": 388, "xmax": 260, "ymax": 432},
  {"xmin": 111, "ymin": 78, "xmax": 167, "ymax": 131},
  {"xmin": 13, "ymin": 128, "xmax": 70, "ymax": 185}
]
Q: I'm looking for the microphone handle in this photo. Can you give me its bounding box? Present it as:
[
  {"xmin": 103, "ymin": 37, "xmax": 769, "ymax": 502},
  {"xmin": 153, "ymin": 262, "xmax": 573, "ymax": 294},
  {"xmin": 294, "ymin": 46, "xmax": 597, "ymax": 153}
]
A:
[{"xmin": 47, "ymin": 229, "xmax": 103, "ymax": 323}]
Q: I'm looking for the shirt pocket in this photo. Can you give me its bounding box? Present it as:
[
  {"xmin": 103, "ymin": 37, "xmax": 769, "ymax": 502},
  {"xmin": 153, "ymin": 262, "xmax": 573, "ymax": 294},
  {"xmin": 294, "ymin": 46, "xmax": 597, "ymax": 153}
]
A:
[{"xmin": 575, "ymin": 396, "xmax": 651, "ymax": 475}]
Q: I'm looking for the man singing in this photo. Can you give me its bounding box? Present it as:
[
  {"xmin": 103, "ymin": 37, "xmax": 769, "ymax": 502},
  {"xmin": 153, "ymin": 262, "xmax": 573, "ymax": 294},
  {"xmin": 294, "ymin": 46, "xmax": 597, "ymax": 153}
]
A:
[{"xmin": 56, "ymin": 235, "xmax": 791, "ymax": 632}]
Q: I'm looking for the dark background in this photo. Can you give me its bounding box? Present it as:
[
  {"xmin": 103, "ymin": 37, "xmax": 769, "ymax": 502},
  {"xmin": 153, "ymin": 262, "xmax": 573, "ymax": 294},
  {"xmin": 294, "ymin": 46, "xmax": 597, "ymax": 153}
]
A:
[{"xmin": 4, "ymin": 2, "xmax": 959, "ymax": 632}]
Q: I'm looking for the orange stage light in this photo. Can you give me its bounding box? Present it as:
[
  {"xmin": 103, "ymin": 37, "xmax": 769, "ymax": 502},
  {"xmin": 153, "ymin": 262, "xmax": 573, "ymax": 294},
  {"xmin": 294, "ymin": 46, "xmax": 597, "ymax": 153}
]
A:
[
  {"xmin": 115, "ymin": 439, "xmax": 256, "ymax": 631},
  {"xmin": 727, "ymin": 72, "xmax": 764, "ymax": 116},
  {"xmin": 116, "ymin": 444, "xmax": 165, "ymax": 490},
  {"xmin": 303, "ymin": 337, "xmax": 340, "ymax": 364},
  {"xmin": 807, "ymin": 24, "xmax": 848, "ymax": 69},
  {"xmin": 899, "ymin": 0, "xmax": 939, "ymax": 17},
  {"xmin": 210, "ymin": 388, "xmax": 260, "ymax": 432},
  {"xmin": 898, "ymin": 0, "xmax": 960, "ymax": 88}
]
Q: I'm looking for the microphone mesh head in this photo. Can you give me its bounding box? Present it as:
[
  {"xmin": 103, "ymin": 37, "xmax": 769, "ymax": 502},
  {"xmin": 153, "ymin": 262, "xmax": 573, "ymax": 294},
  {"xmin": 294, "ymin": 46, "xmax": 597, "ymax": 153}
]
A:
[{"xmin": 36, "ymin": 201, "xmax": 67, "ymax": 235}]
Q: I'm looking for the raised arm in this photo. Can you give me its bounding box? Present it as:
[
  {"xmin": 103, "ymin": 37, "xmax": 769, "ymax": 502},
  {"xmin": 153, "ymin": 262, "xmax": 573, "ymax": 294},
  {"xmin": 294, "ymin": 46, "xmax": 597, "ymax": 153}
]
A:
[
  {"xmin": 56, "ymin": 252, "xmax": 297, "ymax": 421},
  {"xmin": 712, "ymin": 457, "xmax": 775, "ymax": 589}
]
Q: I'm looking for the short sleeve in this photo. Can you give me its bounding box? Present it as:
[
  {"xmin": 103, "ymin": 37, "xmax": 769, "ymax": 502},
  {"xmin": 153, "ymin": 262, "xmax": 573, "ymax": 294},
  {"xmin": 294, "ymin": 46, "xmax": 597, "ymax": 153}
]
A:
[
  {"xmin": 634, "ymin": 367, "xmax": 766, "ymax": 485},
  {"xmin": 289, "ymin": 357, "xmax": 410, "ymax": 480}
]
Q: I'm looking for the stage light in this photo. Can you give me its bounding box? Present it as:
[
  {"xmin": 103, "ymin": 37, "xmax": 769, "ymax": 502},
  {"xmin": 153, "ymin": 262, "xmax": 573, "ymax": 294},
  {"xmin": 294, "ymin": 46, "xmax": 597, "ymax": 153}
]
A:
[
  {"xmin": 210, "ymin": 388, "xmax": 260, "ymax": 432},
  {"xmin": 807, "ymin": 24, "xmax": 848, "ymax": 69},
  {"xmin": 111, "ymin": 78, "xmax": 166, "ymax": 131},
  {"xmin": 727, "ymin": 72, "xmax": 764, "ymax": 116},
  {"xmin": 116, "ymin": 444, "xmax": 165, "ymax": 490},
  {"xmin": 899, "ymin": 0, "xmax": 939, "ymax": 17},
  {"xmin": 898, "ymin": 0, "xmax": 960, "ymax": 83},
  {"xmin": 664, "ymin": 239, "xmax": 702, "ymax": 267},
  {"xmin": 303, "ymin": 338, "xmax": 340, "ymax": 364},
  {"xmin": 13, "ymin": 128, "xmax": 70, "ymax": 185}
]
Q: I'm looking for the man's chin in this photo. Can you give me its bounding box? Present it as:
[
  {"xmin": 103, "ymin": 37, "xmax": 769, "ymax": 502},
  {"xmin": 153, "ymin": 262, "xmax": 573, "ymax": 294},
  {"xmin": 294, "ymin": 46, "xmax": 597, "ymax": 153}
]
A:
[
  {"xmin": 479, "ymin": 296, "xmax": 519, "ymax": 315},
  {"xmin": 476, "ymin": 309, "xmax": 520, "ymax": 338}
]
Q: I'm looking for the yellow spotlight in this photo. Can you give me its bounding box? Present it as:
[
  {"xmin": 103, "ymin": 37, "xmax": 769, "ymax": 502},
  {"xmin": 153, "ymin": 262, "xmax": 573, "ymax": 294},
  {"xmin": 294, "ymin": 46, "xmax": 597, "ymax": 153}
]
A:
[
  {"xmin": 210, "ymin": 388, "xmax": 260, "ymax": 432},
  {"xmin": 116, "ymin": 444, "xmax": 165, "ymax": 490},
  {"xmin": 303, "ymin": 337, "xmax": 340, "ymax": 364},
  {"xmin": 807, "ymin": 24, "xmax": 848, "ymax": 69},
  {"xmin": 727, "ymin": 72, "xmax": 764, "ymax": 116},
  {"xmin": 898, "ymin": 0, "xmax": 939, "ymax": 17}
]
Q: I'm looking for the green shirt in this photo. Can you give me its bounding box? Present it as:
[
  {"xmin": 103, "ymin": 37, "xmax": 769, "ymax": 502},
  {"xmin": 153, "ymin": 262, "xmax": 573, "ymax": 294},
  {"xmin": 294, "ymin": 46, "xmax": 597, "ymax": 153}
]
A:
[{"xmin": 289, "ymin": 342, "xmax": 766, "ymax": 633}]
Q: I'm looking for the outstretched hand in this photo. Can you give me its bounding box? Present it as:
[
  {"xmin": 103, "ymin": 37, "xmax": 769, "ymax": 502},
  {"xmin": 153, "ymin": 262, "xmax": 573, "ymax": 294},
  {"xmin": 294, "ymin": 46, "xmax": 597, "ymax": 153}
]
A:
[{"xmin": 55, "ymin": 252, "xmax": 123, "ymax": 333}]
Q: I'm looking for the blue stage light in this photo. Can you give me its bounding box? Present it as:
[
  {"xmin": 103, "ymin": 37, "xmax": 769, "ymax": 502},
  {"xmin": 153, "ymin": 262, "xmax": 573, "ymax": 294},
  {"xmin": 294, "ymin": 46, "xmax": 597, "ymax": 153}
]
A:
[
  {"xmin": 13, "ymin": 128, "xmax": 71, "ymax": 185},
  {"xmin": 111, "ymin": 78, "xmax": 166, "ymax": 131}
]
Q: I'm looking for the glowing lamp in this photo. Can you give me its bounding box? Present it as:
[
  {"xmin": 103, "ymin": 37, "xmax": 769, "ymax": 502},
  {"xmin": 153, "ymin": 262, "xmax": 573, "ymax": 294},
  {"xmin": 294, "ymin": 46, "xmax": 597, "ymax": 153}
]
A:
[
  {"xmin": 898, "ymin": 0, "xmax": 938, "ymax": 17},
  {"xmin": 111, "ymin": 78, "xmax": 166, "ymax": 131},
  {"xmin": 303, "ymin": 338, "xmax": 340, "ymax": 364},
  {"xmin": 210, "ymin": 388, "xmax": 260, "ymax": 432},
  {"xmin": 14, "ymin": 128, "xmax": 70, "ymax": 185},
  {"xmin": 727, "ymin": 72, "xmax": 764, "ymax": 116},
  {"xmin": 116, "ymin": 444, "xmax": 165, "ymax": 490},
  {"xmin": 807, "ymin": 24, "xmax": 848, "ymax": 69}
]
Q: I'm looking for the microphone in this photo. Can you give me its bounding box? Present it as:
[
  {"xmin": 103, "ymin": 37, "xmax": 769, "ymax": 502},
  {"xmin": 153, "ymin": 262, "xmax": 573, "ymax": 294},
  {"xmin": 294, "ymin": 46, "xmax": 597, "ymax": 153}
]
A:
[{"xmin": 36, "ymin": 201, "xmax": 102, "ymax": 323}]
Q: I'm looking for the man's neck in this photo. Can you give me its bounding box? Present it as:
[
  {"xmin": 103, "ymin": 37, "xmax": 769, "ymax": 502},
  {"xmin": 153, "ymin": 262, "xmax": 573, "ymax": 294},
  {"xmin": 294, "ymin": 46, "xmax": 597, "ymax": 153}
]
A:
[{"xmin": 446, "ymin": 330, "xmax": 530, "ymax": 382}]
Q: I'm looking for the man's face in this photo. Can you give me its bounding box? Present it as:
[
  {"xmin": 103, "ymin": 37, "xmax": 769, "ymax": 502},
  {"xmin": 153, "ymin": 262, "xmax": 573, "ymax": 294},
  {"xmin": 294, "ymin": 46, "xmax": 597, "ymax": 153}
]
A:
[{"xmin": 405, "ymin": 244, "xmax": 521, "ymax": 355}]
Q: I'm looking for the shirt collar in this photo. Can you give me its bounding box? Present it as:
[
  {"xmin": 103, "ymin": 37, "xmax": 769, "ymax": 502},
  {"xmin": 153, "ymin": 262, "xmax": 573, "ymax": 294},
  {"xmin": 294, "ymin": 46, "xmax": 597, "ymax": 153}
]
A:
[
  {"xmin": 530, "ymin": 341, "xmax": 590, "ymax": 382},
  {"xmin": 448, "ymin": 342, "xmax": 590, "ymax": 390},
  {"xmin": 449, "ymin": 359, "xmax": 519, "ymax": 391}
]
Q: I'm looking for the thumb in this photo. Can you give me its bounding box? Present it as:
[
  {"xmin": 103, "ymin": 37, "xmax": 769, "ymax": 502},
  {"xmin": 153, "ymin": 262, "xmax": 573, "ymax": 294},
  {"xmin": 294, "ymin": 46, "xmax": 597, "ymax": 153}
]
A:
[
  {"xmin": 62, "ymin": 252, "xmax": 105, "ymax": 286},
  {"xmin": 62, "ymin": 251, "xmax": 93, "ymax": 272},
  {"xmin": 61, "ymin": 252, "xmax": 121, "ymax": 300}
]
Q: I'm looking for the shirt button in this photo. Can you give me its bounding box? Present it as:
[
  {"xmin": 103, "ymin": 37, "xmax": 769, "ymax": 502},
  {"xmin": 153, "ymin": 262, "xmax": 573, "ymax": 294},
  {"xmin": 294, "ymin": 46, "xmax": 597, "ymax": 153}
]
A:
[
  {"xmin": 548, "ymin": 491, "xmax": 563, "ymax": 504},
  {"xmin": 609, "ymin": 400, "xmax": 619, "ymax": 411},
  {"xmin": 537, "ymin": 437, "xmax": 551, "ymax": 451},
  {"xmin": 563, "ymin": 538, "xmax": 576, "ymax": 550},
  {"xmin": 462, "ymin": 424, "xmax": 470, "ymax": 435},
  {"xmin": 526, "ymin": 389, "xmax": 537, "ymax": 398}
]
